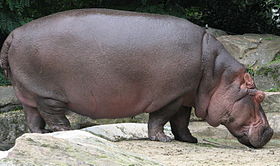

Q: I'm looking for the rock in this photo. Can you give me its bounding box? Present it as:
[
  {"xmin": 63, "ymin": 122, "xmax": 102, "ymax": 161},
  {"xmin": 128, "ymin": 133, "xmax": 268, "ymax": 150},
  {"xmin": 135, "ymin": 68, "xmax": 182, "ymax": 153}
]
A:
[
  {"xmin": 1, "ymin": 123, "xmax": 280, "ymax": 165},
  {"xmin": 0, "ymin": 130, "xmax": 161, "ymax": 166},
  {"xmin": 0, "ymin": 151, "xmax": 8, "ymax": 160},
  {"xmin": 206, "ymin": 27, "xmax": 227, "ymax": 38},
  {"xmin": 217, "ymin": 34, "xmax": 280, "ymax": 90},
  {"xmin": 0, "ymin": 110, "xmax": 27, "ymax": 151},
  {"xmin": 217, "ymin": 34, "xmax": 280, "ymax": 68},
  {"xmin": 189, "ymin": 122, "xmax": 234, "ymax": 140},
  {"xmin": 0, "ymin": 86, "xmax": 20, "ymax": 113},
  {"xmin": 254, "ymin": 62, "xmax": 280, "ymax": 90},
  {"xmin": 67, "ymin": 111, "xmax": 148, "ymax": 129},
  {"xmin": 83, "ymin": 123, "xmax": 173, "ymax": 141},
  {"xmin": 83, "ymin": 122, "xmax": 234, "ymax": 141},
  {"xmin": 0, "ymin": 110, "xmax": 149, "ymax": 150},
  {"xmin": 267, "ymin": 113, "xmax": 280, "ymax": 138},
  {"xmin": 263, "ymin": 92, "xmax": 280, "ymax": 113}
]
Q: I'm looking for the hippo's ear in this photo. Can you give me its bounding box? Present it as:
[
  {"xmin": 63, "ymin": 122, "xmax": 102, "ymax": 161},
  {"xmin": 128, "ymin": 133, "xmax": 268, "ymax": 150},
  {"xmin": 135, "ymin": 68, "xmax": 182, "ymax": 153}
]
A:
[{"xmin": 242, "ymin": 73, "xmax": 255, "ymax": 89}]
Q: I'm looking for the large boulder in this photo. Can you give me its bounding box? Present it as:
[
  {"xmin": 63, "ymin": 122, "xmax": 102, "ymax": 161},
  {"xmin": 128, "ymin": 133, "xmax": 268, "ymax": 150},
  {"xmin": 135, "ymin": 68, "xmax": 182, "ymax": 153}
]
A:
[
  {"xmin": 217, "ymin": 34, "xmax": 280, "ymax": 91},
  {"xmin": 0, "ymin": 86, "xmax": 20, "ymax": 113},
  {"xmin": 83, "ymin": 123, "xmax": 173, "ymax": 141},
  {"xmin": 0, "ymin": 130, "xmax": 161, "ymax": 166},
  {"xmin": 263, "ymin": 92, "xmax": 280, "ymax": 113},
  {"xmin": 0, "ymin": 111, "xmax": 27, "ymax": 151},
  {"xmin": 217, "ymin": 34, "xmax": 280, "ymax": 67},
  {"xmin": 254, "ymin": 62, "xmax": 280, "ymax": 91}
]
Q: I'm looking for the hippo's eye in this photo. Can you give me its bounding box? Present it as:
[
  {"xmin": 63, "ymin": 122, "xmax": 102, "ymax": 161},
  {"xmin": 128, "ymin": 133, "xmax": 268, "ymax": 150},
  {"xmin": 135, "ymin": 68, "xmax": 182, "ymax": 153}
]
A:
[
  {"xmin": 222, "ymin": 114, "xmax": 235, "ymax": 125},
  {"xmin": 229, "ymin": 117, "xmax": 235, "ymax": 123}
]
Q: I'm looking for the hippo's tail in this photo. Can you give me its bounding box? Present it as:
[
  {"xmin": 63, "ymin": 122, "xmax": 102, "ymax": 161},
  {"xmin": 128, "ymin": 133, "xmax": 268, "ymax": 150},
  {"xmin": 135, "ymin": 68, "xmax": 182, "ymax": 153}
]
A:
[{"xmin": 0, "ymin": 33, "xmax": 13, "ymax": 79}]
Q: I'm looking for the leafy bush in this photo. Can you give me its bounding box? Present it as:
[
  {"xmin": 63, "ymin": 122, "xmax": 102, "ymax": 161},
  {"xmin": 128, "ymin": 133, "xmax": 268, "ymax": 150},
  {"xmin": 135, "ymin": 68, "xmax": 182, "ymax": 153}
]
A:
[
  {"xmin": 202, "ymin": 0, "xmax": 280, "ymax": 35},
  {"xmin": 0, "ymin": 68, "xmax": 10, "ymax": 85},
  {"xmin": 0, "ymin": 0, "xmax": 279, "ymax": 36}
]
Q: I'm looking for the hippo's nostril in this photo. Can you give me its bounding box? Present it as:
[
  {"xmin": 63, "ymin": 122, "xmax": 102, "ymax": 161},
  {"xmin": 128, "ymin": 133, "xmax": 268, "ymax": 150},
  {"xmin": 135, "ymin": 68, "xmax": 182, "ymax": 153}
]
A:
[
  {"xmin": 263, "ymin": 127, "xmax": 274, "ymax": 138},
  {"xmin": 261, "ymin": 127, "xmax": 273, "ymax": 136}
]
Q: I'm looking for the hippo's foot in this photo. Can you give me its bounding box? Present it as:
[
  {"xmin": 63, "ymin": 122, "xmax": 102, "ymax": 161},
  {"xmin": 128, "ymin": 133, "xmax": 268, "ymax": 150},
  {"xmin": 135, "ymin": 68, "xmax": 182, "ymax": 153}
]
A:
[
  {"xmin": 170, "ymin": 106, "xmax": 198, "ymax": 143},
  {"xmin": 149, "ymin": 131, "xmax": 172, "ymax": 142},
  {"xmin": 174, "ymin": 131, "xmax": 198, "ymax": 143}
]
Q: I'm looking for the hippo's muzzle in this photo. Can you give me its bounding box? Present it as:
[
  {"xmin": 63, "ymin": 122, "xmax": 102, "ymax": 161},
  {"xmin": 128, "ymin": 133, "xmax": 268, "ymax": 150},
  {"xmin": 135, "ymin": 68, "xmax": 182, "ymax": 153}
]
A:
[{"xmin": 237, "ymin": 126, "xmax": 273, "ymax": 148}]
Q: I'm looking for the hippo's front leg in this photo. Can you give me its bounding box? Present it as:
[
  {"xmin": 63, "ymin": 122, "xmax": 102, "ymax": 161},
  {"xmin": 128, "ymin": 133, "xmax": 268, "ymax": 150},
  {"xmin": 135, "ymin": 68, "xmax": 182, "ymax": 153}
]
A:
[
  {"xmin": 170, "ymin": 106, "xmax": 197, "ymax": 143},
  {"xmin": 148, "ymin": 98, "xmax": 183, "ymax": 142}
]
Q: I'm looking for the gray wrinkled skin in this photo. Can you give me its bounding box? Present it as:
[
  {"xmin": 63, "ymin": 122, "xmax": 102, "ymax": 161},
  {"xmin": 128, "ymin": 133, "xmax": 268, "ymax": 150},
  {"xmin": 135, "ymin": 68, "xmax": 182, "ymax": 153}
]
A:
[{"xmin": 0, "ymin": 9, "xmax": 273, "ymax": 148}]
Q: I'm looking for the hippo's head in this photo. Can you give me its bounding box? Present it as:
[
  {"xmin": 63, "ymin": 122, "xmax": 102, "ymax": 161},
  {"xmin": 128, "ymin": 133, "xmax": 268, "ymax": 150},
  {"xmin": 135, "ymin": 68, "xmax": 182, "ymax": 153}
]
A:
[{"xmin": 196, "ymin": 72, "xmax": 273, "ymax": 148}]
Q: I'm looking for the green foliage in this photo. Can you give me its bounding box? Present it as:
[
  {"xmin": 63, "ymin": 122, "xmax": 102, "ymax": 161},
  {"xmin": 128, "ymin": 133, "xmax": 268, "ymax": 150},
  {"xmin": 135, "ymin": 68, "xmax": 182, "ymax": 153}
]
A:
[
  {"xmin": 0, "ymin": 0, "xmax": 33, "ymax": 34},
  {"xmin": 246, "ymin": 67, "xmax": 256, "ymax": 77},
  {"xmin": 202, "ymin": 0, "xmax": 280, "ymax": 35},
  {"xmin": 0, "ymin": 68, "xmax": 11, "ymax": 85},
  {"xmin": 266, "ymin": 87, "xmax": 280, "ymax": 92},
  {"xmin": 0, "ymin": 0, "xmax": 279, "ymax": 37}
]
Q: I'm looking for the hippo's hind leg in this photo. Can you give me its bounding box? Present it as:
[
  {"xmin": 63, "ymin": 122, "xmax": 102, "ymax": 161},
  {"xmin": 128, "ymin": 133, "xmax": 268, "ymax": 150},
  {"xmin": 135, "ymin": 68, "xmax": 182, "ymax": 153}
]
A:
[
  {"xmin": 36, "ymin": 98, "xmax": 71, "ymax": 131},
  {"xmin": 170, "ymin": 106, "xmax": 197, "ymax": 143},
  {"xmin": 23, "ymin": 105, "xmax": 48, "ymax": 133},
  {"xmin": 148, "ymin": 98, "xmax": 183, "ymax": 142}
]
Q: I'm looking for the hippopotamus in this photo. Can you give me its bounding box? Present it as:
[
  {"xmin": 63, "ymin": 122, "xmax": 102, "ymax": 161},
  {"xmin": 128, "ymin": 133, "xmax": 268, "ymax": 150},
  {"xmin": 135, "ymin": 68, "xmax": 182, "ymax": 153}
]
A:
[{"xmin": 0, "ymin": 9, "xmax": 273, "ymax": 148}]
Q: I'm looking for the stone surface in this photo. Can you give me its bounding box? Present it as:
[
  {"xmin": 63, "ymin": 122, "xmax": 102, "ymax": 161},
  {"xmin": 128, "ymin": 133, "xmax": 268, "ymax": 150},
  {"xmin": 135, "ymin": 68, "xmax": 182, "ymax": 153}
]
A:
[
  {"xmin": 206, "ymin": 27, "xmax": 227, "ymax": 37},
  {"xmin": 254, "ymin": 62, "xmax": 280, "ymax": 91},
  {"xmin": 263, "ymin": 92, "xmax": 280, "ymax": 113},
  {"xmin": 83, "ymin": 123, "xmax": 173, "ymax": 141},
  {"xmin": 217, "ymin": 34, "xmax": 280, "ymax": 90},
  {"xmin": 67, "ymin": 111, "xmax": 148, "ymax": 129},
  {"xmin": 0, "ymin": 110, "xmax": 149, "ymax": 150},
  {"xmin": 83, "ymin": 122, "xmax": 235, "ymax": 141},
  {"xmin": 0, "ymin": 86, "xmax": 20, "ymax": 113},
  {"xmin": 1, "ymin": 123, "xmax": 280, "ymax": 166},
  {"xmin": 267, "ymin": 113, "xmax": 280, "ymax": 139},
  {"xmin": 0, "ymin": 130, "xmax": 161, "ymax": 166},
  {"xmin": 0, "ymin": 111, "xmax": 27, "ymax": 151},
  {"xmin": 217, "ymin": 34, "xmax": 280, "ymax": 68}
]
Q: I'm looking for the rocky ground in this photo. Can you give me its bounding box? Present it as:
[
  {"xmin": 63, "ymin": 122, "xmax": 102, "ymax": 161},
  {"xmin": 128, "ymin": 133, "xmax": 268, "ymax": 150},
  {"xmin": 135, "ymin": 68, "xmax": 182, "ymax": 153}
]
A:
[
  {"xmin": 116, "ymin": 139, "xmax": 280, "ymax": 166},
  {"xmin": 1, "ymin": 123, "xmax": 280, "ymax": 166}
]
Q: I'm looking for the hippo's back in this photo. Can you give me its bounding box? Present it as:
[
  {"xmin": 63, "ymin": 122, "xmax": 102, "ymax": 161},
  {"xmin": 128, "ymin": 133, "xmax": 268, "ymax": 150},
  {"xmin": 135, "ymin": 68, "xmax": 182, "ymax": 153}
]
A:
[{"xmin": 7, "ymin": 9, "xmax": 205, "ymax": 118}]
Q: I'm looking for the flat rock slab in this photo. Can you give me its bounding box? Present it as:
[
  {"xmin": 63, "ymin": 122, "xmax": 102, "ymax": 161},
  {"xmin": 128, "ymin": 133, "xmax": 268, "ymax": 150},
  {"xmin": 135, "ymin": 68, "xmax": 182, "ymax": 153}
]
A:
[
  {"xmin": 83, "ymin": 123, "xmax": 174, "ymax": 141},
  {"xmin": 83, "ymin": 122, "xmax": 235, "ymax": 142},
  {"xmin": 0, "ymin": 130, "xmax": 161, "ymax": 166}
]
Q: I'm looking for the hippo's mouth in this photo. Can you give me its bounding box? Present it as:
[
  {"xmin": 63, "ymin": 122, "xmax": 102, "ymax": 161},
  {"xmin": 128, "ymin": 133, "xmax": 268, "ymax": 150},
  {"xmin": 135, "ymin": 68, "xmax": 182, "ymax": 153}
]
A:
[{"xmin": 236, "ymin": 134, "xmax": 254, "ymax": 148}]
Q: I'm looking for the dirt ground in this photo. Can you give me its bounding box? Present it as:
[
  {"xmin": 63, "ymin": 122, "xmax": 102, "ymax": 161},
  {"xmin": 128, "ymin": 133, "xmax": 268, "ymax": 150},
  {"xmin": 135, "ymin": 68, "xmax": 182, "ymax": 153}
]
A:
[{"xmin": 116, "ymin": 137, "xmax": 280, "ymax": 166}]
